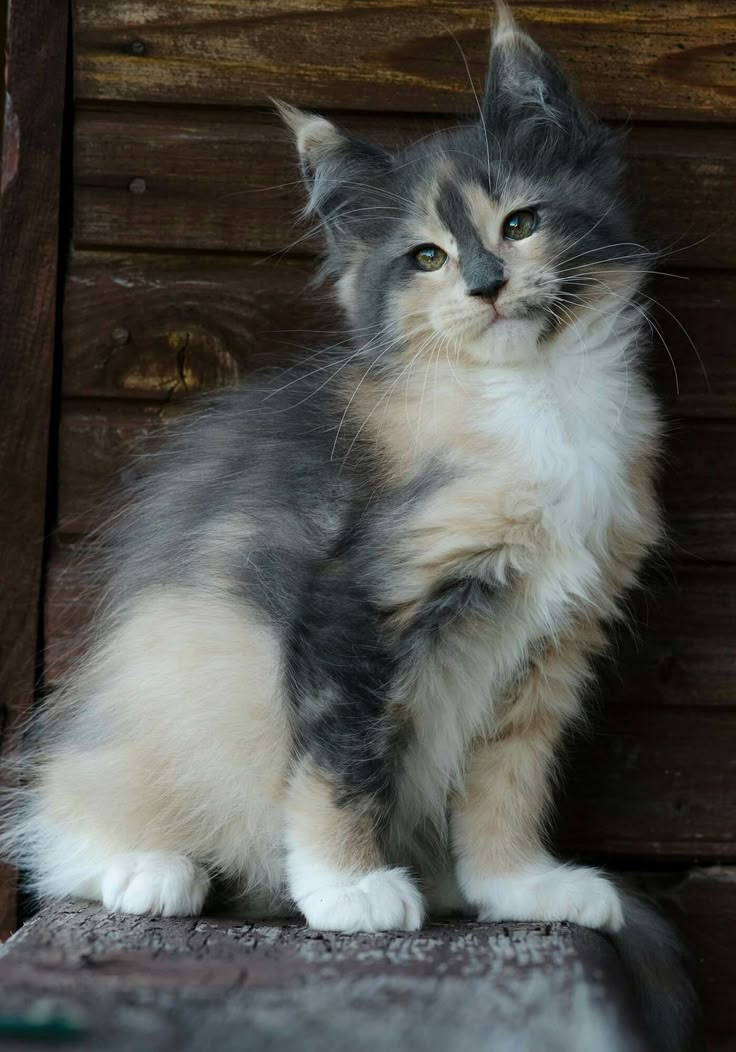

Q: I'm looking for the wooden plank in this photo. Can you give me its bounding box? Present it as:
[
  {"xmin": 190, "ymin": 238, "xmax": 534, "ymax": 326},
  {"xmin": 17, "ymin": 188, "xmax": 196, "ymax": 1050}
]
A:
[
  {"xmin": 73, "ymin": 1, "xmax": 736, "ymax": 123},
  {"xmin": 0, "ymin": 0, "xmax": 68, "ymax": 940},
  {"xmin": 0, "ymin": 905, "xmax": 649, "ymax": 1052},
  {"xmin": 73, "ymin": 109, "xmax": 736, "ymax": 268},
  {"xmin": 63, "ymin": 252, "xmax": 321, "ymax": 401},
  {"xmin": 62, "ymin": 253, "xmax": 731, "ymax": 418},
  {"xmin": 53, "ymin": 402, "xmax": 736, "ymax": 563},
  {"xmin": 664, "ymin": 424, "xmax": 736, "ymax": 562},
  {"xmin": 557, "ymin": 705, "xmax": 736, "ymax": 858}
]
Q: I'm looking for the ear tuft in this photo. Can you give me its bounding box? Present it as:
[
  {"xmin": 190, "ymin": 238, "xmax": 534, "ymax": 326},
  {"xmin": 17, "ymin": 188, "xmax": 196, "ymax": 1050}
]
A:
[
  {"xmin": 273, "ymin": 100, "xmax": 344, "ymax": 170},
  {"xmin": 491, "ymin": 0, "xmax": 537, "ymax": 52}
]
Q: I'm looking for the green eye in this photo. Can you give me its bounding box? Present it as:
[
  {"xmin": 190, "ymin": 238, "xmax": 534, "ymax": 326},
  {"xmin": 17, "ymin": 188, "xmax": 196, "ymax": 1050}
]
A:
[
  {"xmin": 412, "ymin": 244, "xmax": 448, "ymax": 271},
  {"xmin": 503, "ymin": 209, "xmax": 537, "ymax": 241}
]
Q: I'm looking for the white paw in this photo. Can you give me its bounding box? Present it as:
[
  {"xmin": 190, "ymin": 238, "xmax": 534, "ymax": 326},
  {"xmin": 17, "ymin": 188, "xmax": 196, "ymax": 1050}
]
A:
[
  {"xmin": 100, "ymin": 852, "xmax": 209, "ymax": 917},
  {"xmin": 298, "ymin": 867, "xmax": 425, "ymax": 932},
  {"xmin": 469, "ymin": 863, "xmax": 624, "ymax": 932}
]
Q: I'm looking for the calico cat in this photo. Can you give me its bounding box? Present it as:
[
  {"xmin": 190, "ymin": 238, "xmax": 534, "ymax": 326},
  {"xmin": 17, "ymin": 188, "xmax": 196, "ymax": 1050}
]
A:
[{"xmin": 6, "ymin": 4, "xmax": 690, "ymax": 1046}]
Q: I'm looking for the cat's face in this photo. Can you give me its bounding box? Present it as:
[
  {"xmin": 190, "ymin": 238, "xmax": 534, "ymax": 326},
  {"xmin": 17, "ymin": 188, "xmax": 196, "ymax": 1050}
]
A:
[{"xmin": 282, "ymin": 7, "xmax": 641, "ymax": 367}]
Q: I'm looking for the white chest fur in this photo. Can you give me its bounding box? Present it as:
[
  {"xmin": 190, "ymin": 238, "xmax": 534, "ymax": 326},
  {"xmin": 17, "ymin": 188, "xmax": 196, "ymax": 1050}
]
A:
[{"xmin": 391, "ymin": 318, "xmax": 659, "ymax": 846}]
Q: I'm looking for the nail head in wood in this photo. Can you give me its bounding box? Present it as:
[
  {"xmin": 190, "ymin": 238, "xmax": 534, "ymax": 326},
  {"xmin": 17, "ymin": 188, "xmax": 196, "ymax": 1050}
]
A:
[{"xmin": 111, "ymin": 327, "xmax": 130, "ymax": 345}]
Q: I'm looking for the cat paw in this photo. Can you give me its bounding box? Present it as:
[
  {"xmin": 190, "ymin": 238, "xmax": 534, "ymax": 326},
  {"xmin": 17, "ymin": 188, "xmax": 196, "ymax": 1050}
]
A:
[
  {"xmin": 469, "ymin": 863, "xmax": 624, "ymax": 932},
  {"xmin": 298, "ymin": 867, "xmax": 425, "ymax": 932},
  {"xmin": 100, "ymin": 852, "xmax": 209, "ymax": 917}
]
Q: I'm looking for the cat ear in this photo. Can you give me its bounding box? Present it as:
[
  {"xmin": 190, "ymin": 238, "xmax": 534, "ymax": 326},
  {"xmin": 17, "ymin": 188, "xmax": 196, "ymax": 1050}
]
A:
[
  {"xmin": 275, "ymin": 102, "xmax": 346, "ymax": 176},
  {"xmin": 275, "ymin": 101, "xmax": 392, "ymax": 224},
  {"xmin": 482, "ymin": 1, "xmax": 591, "ymax": 136}
]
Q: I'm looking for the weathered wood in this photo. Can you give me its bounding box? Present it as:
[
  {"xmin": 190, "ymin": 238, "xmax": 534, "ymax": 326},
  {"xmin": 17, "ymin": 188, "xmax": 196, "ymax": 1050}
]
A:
[
  {"xmin": 74, "ymin": 0, "xmax": 736, "ymax": 123},
  {"xmin": 62, "ymin": 252, "xmax": 731, "ymax": 418},
  {"xmin": 53, "ymin": 403, "xmax": 736, "ymax": 564},
  {"xmin": 73, "ymin": 109, "xmax": 736, "ymax": 267},
  {"xmin": 0, "ymin": 902, "xmax": 649, "ymax": 1051},
  {"xmin": 0, "ymin": 0, "xmax": 68, "ymax": 939},
  {"xmin": 63, "ymin": 252, "xmax": 321, "ymax": 400}
]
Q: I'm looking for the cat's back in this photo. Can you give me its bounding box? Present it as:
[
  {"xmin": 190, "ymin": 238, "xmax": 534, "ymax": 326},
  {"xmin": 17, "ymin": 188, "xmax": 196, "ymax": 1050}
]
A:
[{"xmin": 103, "ymin": 366, "xmax": 355, "ymax": 607}]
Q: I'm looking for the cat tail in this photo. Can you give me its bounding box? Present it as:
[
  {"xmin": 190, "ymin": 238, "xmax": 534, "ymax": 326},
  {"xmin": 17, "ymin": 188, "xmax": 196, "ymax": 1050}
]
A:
[{"xmin": 612, "ymin": 887, "xmax": 697, "ymax": 1052}]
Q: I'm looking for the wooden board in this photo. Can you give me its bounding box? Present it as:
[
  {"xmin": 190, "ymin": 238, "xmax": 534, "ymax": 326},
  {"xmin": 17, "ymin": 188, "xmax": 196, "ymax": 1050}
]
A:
[
  {"xmin": 62, "ymin": 252, "xmax": 731, "ymax": 418},
  {"xmin": 0, "ymin": 905, "xmax": 650, "ymax": 1051},
  {"xmin": 663, "ymin": 423, "xmax": 736, "ymax": 562},
  {"xmin": 73, "ymin": 1, "xmax": 736, "ymax": 123},
  {"xmin": 4, "ymin": 882, "xmax": 734, "ymax": 1050},
  {"xmin": 0, "ymin": 0, "xmax": 68, "ymax": 940},
  {"xmin": 63, "ymin": 252, "xmax": 321, "ymax": 401},
  {"xmin": 73, "ymin": 110, "xmax": 736, "ymax": 267},
  {"xmin": 558, "ymin": 705, "xmax": 736, "ymax": 858}
]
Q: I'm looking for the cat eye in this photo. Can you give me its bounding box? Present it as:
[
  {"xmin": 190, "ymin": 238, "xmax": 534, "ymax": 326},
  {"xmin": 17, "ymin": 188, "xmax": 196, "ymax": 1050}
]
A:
[
  {"xmin": 412, "ymin": 244, "xmax": 448, "ymax": 271},
  {"xmin": 502, "ymin": 210, "xmax": 538, "ymax": 241}
]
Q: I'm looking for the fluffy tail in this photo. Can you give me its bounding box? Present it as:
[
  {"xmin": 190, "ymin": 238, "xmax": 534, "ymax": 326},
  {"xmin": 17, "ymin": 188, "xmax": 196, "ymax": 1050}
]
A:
[{"xmin": 612, "ymin": 888, "xmax": 697, "ymax": 1052}]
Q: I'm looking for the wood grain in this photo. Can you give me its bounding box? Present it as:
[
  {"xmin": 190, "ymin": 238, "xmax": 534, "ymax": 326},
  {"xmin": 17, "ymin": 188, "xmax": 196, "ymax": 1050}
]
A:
[
  {"xmin": 62, "ymin": 252, "xmax": 732, "ymax": 418},
  {"xmin": 74, "ymin": 1, "xmax": 736, "ymax": 122},
  {"xmin": 0, "ymin": 905, "xmax": 649, "ymax": 1051},
  {"xmin": 73, "ymin": 109, "xmax": 736, "ymax": 267},
  {"xmin": 63, "ymin": 252, "xmax": 321, "ymax": 401},
  {"xmin": 558, "ymin": 705, "xmax": 736, "ymax": 858},
  {"xmin": 0, "ymin": 0, "xmax": 68, "ymax": 940}
]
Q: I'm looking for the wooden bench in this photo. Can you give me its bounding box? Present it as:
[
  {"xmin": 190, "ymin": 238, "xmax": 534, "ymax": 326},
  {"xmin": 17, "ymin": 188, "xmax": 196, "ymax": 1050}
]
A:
[{"xmin": 0, "ymin": 905, "xmax": 650, "ymax": 1051}]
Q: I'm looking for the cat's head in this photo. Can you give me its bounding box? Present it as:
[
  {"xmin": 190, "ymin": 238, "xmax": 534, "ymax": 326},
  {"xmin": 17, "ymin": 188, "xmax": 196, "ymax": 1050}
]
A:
[{"xmin": 280, "ymin": 3, "xmax": 643, "ymax": 367}]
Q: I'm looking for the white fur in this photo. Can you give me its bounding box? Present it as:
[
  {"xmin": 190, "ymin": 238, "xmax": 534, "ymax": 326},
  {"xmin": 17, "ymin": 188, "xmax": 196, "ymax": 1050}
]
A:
[
  {"xmin": 287, "ymin": 850, "xmax": 424, "ymax": 931},
  {"xmin": 101, "ymin": 852, "xmax": 209, "ymax": 917},
  {"xmin": 460, "ymin": 859, "xmax": 625, "ymax": 933},
  {"xmin": 388, "ymin": 298, "xmax": 658, "ymax": 861}
]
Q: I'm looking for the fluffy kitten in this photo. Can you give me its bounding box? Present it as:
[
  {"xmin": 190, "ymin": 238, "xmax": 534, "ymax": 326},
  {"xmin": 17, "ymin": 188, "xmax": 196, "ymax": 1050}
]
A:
[{"xmin": 6, "ymin": 6, "xmax": 690, "ymax": 1047}]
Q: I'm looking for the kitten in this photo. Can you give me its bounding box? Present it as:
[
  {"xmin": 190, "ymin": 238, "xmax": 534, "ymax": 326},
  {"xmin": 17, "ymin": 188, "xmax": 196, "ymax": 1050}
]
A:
[{"xmin": 6, "ymin": 5, "xmax": 690, "ymax": 1046}]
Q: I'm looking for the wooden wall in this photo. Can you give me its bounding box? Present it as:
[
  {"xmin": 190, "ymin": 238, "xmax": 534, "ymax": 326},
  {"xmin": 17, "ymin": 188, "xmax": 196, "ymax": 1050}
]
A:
[
  {"xmin": 42, "ymin": 2, "xmax": 736, "ymax": 1045},
  {"xmin": 0, "ymin": 0, "xmax": 68, "ymax": 940}
]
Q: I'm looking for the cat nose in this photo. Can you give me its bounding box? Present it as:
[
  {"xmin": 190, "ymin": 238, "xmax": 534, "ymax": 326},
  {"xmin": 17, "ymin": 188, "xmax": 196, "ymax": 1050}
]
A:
[{"xmin": 467, "ymin": 277, "xmax": 508, "ymax": 301}]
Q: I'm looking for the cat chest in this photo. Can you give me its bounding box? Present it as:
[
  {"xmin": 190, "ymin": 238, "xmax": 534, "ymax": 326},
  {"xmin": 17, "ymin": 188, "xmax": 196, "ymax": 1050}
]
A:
[{"xmin": 405, "ymin": 433, "xmax": 622, "ymax": 576}]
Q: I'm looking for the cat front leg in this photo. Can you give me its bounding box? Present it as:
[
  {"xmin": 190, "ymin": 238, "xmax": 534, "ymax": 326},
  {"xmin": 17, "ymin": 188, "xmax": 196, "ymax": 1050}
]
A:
[
  {"xmin": 285, "ymin": 759, "xmax": 424, "ymax": 932},
  {"xmin": 452, "ymin": 634, "xmax": 624, "ymax": 933}
]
